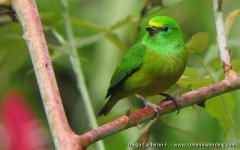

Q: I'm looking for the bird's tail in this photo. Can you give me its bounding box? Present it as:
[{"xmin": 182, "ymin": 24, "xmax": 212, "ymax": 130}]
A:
[{"xmin": 98, "ymin": 96, "xmax": 118, "ymax": 116}]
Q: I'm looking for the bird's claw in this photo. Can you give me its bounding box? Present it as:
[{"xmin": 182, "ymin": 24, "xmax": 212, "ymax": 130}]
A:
[
  {"xmin": 160, "ymin": 93, "xmax": 180, "ymax": 114},
  {"xmin": 145, "ymin": 102, "xmax": 162, "ymax": 119},
  {"xmin": 125, "ymin": 107, "xmax": 131, "ymax": 116},
  {"xmin": 135, "ymin": 94, "xmax": 162, "ymax": 118},
  {"xmin": 0, "ymin": 6, "xmax": 18, "ymax": 23},
  {"xmin": 197, "ymin": 100, "xmax": 206, "ymax": 108},
  {"xmin": 8, "ymin": 7, "xmax": 18, "ymax": 23}
]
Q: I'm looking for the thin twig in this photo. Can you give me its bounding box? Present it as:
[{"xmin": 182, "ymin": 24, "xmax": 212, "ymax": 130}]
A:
[
  {"xmin": 58, "ymin": 0, "xmax": 105, "ymax": 149},
  {"xmin": 213, "ymin": 1, "xmax": 239, "ymax": 140},
  {"xmin": 213, "ymin": 0, "xmax": 232, "ymax": 75}
]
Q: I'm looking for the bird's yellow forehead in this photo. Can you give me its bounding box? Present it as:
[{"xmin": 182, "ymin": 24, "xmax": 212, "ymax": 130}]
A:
[{"xmin": 149, "ymin": 20, "xmax": 164, "ymax": 28}]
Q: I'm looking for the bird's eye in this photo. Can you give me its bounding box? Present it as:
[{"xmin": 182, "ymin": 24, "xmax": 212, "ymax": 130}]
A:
[{"xmin": 162, "ymin": 26, "xmax": 169, "ymax": 32}]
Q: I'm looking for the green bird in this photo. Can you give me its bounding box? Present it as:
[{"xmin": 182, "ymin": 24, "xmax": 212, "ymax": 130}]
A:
[{"xmin": 99, "ymin": 16, "xmax": 187, "ymax": 116}]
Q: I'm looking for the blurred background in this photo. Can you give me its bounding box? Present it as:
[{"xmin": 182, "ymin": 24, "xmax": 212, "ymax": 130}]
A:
[{"xmin": 0, "ymin": 0, "xmax": 239, "ymax": 149}]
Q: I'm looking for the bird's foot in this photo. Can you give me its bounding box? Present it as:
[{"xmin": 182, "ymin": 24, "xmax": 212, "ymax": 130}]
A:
[
  {"xmin": 160, "ymin": 93, "xmax": 180, "ymax": 114},
  {"xmin": 8, "ymin": 7, "xmax": 18, "ymax": 23},
  {"xmin": 135, "ymin": 94, "xmax": 162, "ymax": 118},
  {"xmin": 125, "ymin": 107, "xmax": 131, "ymax": 116},
  {"xmin": 144, "ymin": 101, "xmax": 162, "ymax": 118},
  {"xmin": 0, "ymin": 6, "xmax": 18, "ymax": 22},
  {"xmin": 197, "ymin": 100, "xmax": 206, "ymax": 108}
]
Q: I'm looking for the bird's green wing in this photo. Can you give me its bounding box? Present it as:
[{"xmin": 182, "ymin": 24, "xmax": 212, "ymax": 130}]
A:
[{"xmin": 106, "ymin": 41, "xmax": 146, "ymax": 98}]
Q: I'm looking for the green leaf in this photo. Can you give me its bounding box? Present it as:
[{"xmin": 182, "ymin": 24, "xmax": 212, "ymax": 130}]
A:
[
  {"xmin": 71, "ymin": 18, "xmax": 105, "ymax": 33},
  {"xmin": 44, "ymin": 26, "xmax": 66, "ymax": 45},
  {"xmin": 145, "ymin": 6, "xmax": 162, "ymax": 17},
  {"xmin": 225, "ymin": 9, "xmax": 240, "ymax": 36},
  {"xmin": 48, "ymin": 34, "xmax": 103, "ymax": 57},
  {"xmin": 203, "ymin": 43, "xmax": 219, "ymax": 64},
  {"xmin": 178, "ymin": 76, "xmax": 212, "ymax": 88},
  {"xmin": 178, "ymin": 67, "xmax": 214, "ymax": 88},
  {"xmin": 163, "ymin": 0, "xmax": 184, "ymax": 6},
  {"xmin": 183, "ymin": 67, "xmax": 199, "ymax": 77},
  {"xmin": 186, "ymin": 32, "xmax": 209, "ymax": 53},
  {"xmin": 205, "ymin": 93, "xmax": 236, "ymax": 135},
  {"xmin": 74, "ymin": 34, "xmax": 104, "ymax": 48},
  {"xmin": 0, "ymin": 25, "xmax": 28, "ymax": 91},
  {"xmin": 0, "ymin": 47, "xmax": 28, "ymax": 90},
  {"xmin": 232, "ymin": 60, "xmax": 240, "ymax": 73},
  {"xmin": 105, "ymin": 32, "xmax": 127, "ymax": 52},
  {"xmin": 109, "ymin": 15, "xmax": 132, "ymax": 31}
]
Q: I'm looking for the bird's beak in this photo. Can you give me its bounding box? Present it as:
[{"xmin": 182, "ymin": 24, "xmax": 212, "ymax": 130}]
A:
[{"xmin": 146, "ymin": 26, "xmax": 158, "ymax": 35}]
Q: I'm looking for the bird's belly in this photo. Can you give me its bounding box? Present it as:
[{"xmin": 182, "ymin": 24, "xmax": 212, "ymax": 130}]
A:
[
  {"xmin": 123, "ymin": 69, "xmax": 182, "ymax": 97},
  {"xmin": 122, "ymin": 52, "xmax": 185, "ymax": 97}
]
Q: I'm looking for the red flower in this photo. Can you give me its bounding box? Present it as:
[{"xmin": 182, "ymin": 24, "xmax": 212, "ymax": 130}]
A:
[{"xmin": 0, "ymin": 91, "xmax": 50, "ymax": 150}]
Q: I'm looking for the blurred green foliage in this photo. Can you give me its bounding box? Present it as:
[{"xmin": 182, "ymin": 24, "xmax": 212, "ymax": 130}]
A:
[{"xmin": 0, "ymin": 0, "xmax": 240, "ymax": 149}]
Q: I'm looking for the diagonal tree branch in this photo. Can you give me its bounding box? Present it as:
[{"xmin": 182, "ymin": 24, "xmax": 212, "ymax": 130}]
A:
[{"xmin": 79, "ymin": 71, "xmax": 240, "ymax": 147}]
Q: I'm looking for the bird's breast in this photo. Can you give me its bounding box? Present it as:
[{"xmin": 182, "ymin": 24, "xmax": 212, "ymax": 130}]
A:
[
  {"xmin": 142, "ymin": 49, "xmax": 185, "ymax": 77},
  {"xmin": 123, "ymin": 48, "xmax": 186, "ymax": 96}
]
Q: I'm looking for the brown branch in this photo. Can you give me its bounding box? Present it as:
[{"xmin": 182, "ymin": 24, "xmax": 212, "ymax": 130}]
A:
[
  {"xmin": 79, "ymin": 71, "xmax": 240, "ymax": 147},
  {"xmin": 11, "ymin": 0, "xmax": 83, "ymax": 149}
]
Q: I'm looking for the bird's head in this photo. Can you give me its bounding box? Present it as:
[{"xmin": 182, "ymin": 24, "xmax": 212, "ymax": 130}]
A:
[
  {"xmin": 143, "ymin": 16, "xmax": 185, "ymax": 51},
  {"xmin": 145, "ymin": 16, "xmax": 180, "ymax": 37}
]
